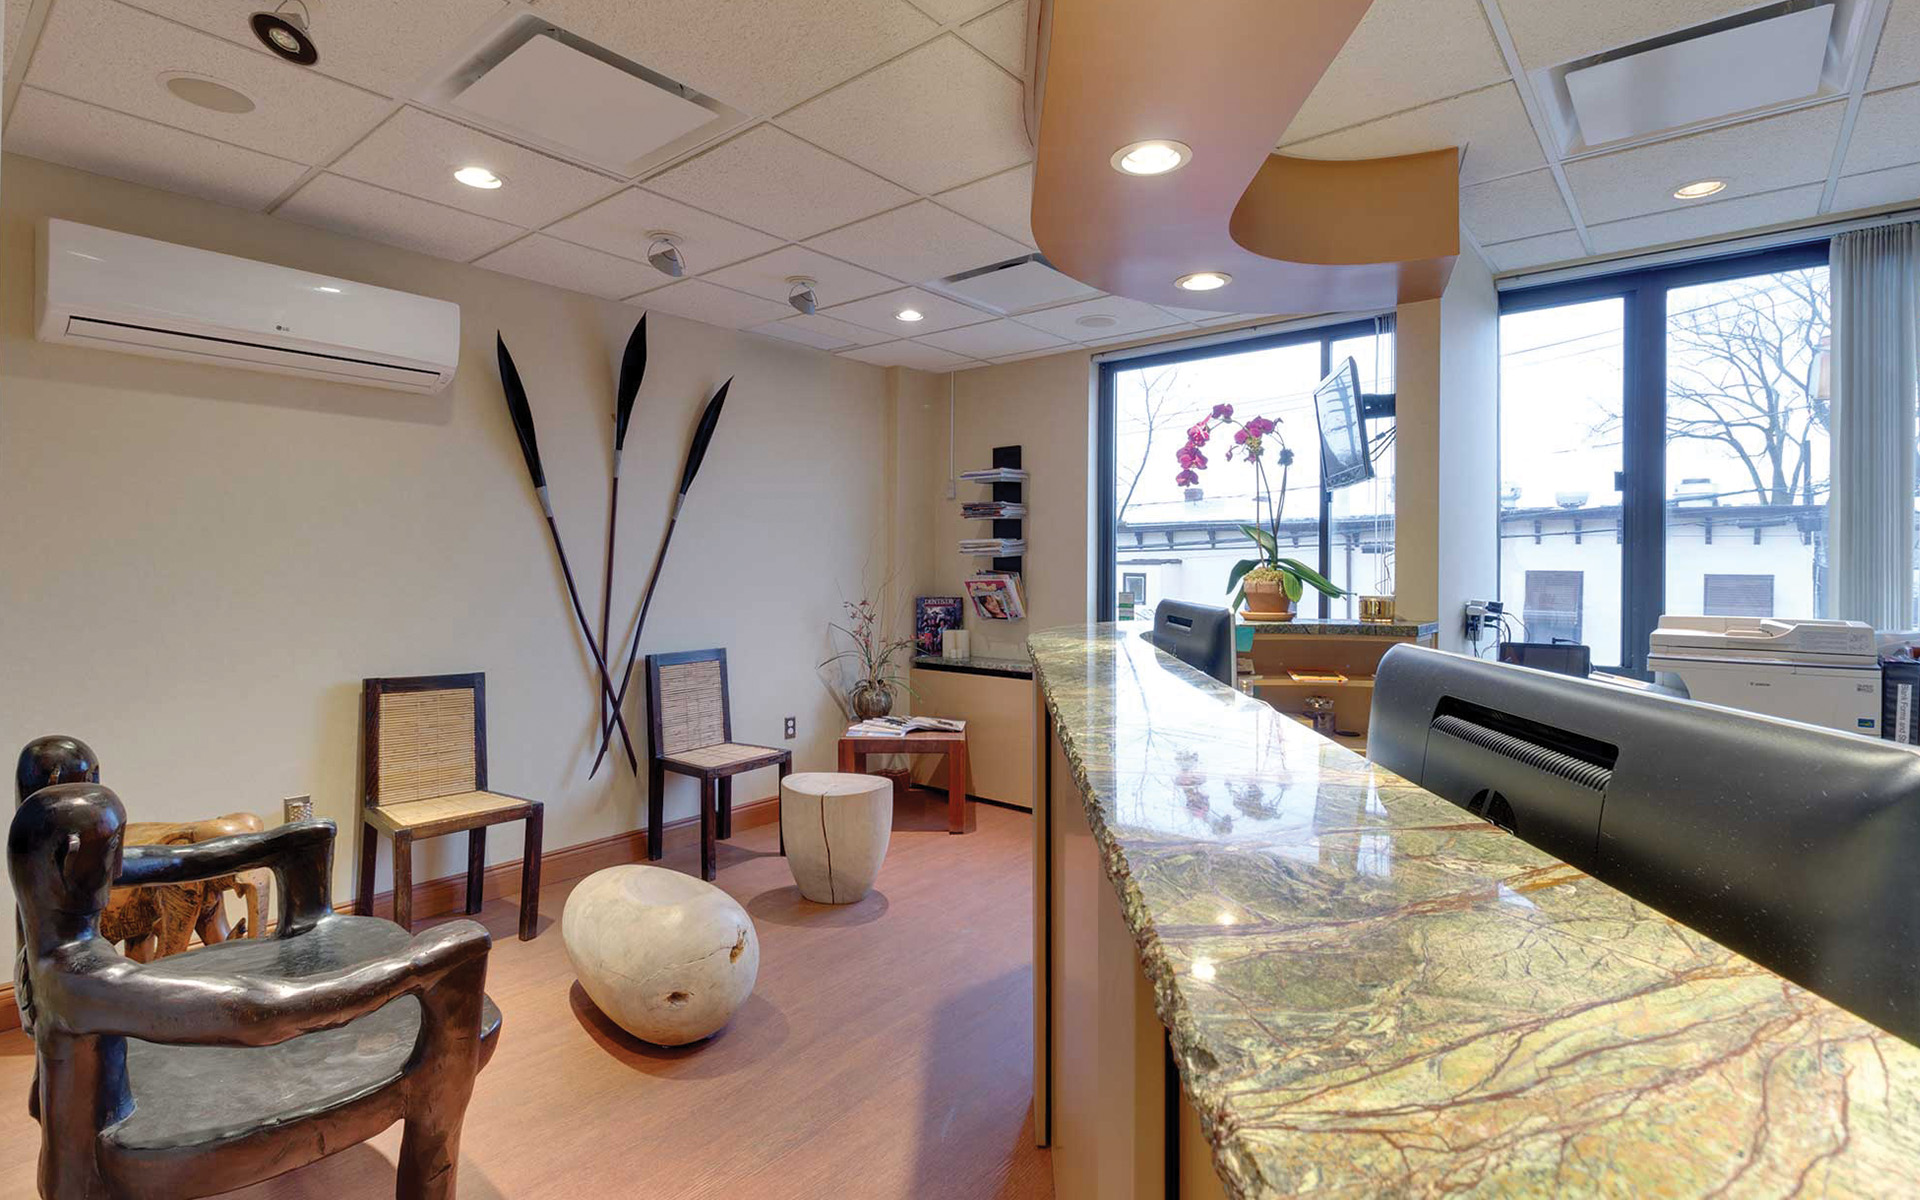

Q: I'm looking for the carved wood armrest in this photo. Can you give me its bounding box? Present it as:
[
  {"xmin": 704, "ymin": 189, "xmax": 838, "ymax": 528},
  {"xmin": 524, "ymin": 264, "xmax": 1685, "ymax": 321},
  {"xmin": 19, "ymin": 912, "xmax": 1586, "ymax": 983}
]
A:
[{"xmin": 119, "ymin": 820, "xmax": 335, "ymax": 935}]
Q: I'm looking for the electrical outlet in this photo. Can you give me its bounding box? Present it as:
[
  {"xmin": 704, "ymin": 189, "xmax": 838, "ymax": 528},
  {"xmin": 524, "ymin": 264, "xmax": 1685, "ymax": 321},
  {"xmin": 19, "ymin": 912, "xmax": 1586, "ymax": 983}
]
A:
[
  {"xmin": 1464, "ymin": 600, "xmax": 1489, "ymax": 640},
  {"xmin": 783, "ymin": 716, "xmax": 797, "ymax": 739}
]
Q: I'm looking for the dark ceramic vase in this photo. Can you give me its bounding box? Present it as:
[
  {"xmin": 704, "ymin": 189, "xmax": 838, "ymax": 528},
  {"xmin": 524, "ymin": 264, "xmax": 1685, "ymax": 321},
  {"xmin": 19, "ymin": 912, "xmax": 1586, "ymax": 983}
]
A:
[{"xmin": 849, "ymin": 681, "xmax": 894, "ymax": 720}]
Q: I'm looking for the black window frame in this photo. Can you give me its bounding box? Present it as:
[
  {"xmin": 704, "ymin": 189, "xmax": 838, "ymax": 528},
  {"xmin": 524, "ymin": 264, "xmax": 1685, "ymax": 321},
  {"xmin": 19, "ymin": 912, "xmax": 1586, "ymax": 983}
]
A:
[
  {"xmin": 1096, "ymin": 318, "xmax": 1390, "ymax": 622},
  {"xmin": 1498, "ymin": 239, "xmax": 1829, "ymax": 673}
]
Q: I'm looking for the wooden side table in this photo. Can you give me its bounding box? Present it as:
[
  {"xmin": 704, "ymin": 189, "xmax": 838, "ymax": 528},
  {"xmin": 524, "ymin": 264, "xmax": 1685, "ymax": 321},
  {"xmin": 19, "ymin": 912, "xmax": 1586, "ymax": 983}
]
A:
[{"xmin": 837, "ymin": 730, "xmax": 971, "ymax": 834}]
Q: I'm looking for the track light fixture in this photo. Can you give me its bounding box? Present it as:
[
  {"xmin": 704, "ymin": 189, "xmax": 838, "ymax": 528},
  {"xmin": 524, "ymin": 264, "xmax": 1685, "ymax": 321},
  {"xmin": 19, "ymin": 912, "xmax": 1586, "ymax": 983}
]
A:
[
  {"xmin": 787, "ymin": 278, "xmax": 819, "ymax": 316},
  {"xmin": 251, "ymin": 1, "xmax": 318, "ymax": 65},
  {"xmin": 647, "ymin": 234, "xmax": 685, "ymax": 279}
]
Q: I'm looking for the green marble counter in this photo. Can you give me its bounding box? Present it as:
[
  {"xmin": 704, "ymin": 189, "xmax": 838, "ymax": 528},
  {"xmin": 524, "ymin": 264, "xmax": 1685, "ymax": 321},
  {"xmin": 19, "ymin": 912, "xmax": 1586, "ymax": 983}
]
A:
[{"xmin": 1029, "ymin": 623, "xmax": 1920, "ymax": 1198}]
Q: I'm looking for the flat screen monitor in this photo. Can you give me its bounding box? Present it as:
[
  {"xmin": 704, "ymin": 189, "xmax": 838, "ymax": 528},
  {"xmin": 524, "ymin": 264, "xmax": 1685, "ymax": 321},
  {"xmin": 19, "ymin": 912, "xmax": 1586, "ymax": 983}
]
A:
[
  {"xmin": 1313, "ymin": 357, "xmax": 1373, "ymax": 490},
  {"xmin": 1498, "ymin": 641, "xmax": 1592, "ymax": 678},
  {"xmin": 1148, "ymin": 600, "xmax": 1235, "ymax": 687}
]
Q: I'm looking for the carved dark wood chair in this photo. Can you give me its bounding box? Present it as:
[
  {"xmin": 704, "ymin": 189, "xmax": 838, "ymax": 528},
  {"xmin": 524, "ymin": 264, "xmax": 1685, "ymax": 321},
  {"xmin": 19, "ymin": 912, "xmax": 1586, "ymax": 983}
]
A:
[
  {"xmin": 10, "ymin": 736, "xmax": 501, "ymax": 1200},
  {"xmin": 356, "ymin": 673, "xmax": 543, "ymax": 939},
  {"xmin": 646, "ymin": 648, "xmax": 792, "ymax": 880}
]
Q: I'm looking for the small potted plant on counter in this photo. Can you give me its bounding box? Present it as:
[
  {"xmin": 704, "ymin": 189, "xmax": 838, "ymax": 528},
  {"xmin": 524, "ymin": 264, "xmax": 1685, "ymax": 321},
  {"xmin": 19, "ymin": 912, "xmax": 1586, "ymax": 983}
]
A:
[{"xmin": 1175, "ymin": 404, "xmax": 1343, "ymax": 621}]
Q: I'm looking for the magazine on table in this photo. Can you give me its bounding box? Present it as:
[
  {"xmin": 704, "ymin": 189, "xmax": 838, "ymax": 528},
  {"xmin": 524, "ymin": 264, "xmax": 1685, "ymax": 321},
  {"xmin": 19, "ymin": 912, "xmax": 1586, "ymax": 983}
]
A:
[{"xmin": 847, "ymin": 715, "xmax": 967, "ymax": 736}]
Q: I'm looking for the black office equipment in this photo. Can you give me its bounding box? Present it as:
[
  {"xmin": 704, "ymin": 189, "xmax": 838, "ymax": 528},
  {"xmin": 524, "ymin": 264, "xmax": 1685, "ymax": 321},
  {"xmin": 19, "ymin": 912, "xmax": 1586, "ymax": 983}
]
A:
[
  {"xmin": 1369, "ymin": 643, "xmax": 1920, "ymax": 1045},
  {"xmin": 1312, "ymin": 356, "xmax": 1373, "ymax": 490},
  {"xmin": 1148, "ymin": 600, "xmax": 1236, "ymax": 687},
  {"xmin": 1498, "ymin": 640, "xmax": 1592, "ymax": 678}
]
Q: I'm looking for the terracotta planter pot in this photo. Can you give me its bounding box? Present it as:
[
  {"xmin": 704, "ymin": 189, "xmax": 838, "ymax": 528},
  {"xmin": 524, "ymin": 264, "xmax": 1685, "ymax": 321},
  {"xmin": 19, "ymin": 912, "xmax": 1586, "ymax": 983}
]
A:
[{"xmin": 1241, "ymin": 578, "xmax": 1295, "ymax": 621}]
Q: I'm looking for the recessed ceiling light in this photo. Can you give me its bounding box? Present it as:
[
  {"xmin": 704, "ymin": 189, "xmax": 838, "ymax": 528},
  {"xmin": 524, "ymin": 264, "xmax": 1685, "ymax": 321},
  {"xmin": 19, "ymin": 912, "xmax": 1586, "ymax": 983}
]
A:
[
  {"xmin": 895, "ymin": 308, "xmax": 925, "ymax": 323},
  {"xmin": 159, "ymin": 73, "xmax": 256, "ymax": 114},
  {"xmin": 250, "ymin": 2, "xmax": 318, "ymax": 65},
  {"xmin": 313, "ymin": 285, "xmax": 342, "ymax": 294},
  {"xmin": 1673, "ymin": 179, "xmax": 1727, "ymax": 200},
  {"xmin": 453, "ymin": 165, "xmax": 504, "ymax": 190},
  {"xmin": 1175, "ymin": 271, "xmax": 1231, "ymax": 292},
  {"xmin": 1111, "ymin": 140, "xmax": 1192, "ymax": 176}
]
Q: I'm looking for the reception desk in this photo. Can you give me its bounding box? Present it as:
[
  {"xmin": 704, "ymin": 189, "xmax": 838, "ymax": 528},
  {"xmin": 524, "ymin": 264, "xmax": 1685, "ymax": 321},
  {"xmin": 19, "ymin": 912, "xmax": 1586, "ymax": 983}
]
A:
[{"xmin": 1029, "ymin": 623, "xmax": 1920, "ymax": 1197}]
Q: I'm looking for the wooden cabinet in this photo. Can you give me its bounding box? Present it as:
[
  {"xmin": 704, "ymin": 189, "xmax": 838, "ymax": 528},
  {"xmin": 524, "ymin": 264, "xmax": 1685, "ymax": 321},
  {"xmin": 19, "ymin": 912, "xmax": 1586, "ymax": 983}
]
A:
[{"xmin": 907, "ymin": 660, "xmax": 1034, "ymax": 810}]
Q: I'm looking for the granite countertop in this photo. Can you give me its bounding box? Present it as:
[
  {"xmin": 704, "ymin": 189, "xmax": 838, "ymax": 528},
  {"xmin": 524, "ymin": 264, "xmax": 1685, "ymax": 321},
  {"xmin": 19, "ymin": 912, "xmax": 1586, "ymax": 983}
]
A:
[
  {"xmin": 1028, "ymin": 623, "xmax": 1920, "ymax": 1198},
  {"xmin": 911, "ymin": 652, "xmax": 1033, "ymax": 679},
  {"xmin": 1239, "ymin": 616, "xmax": 1439, "ymax": 638}
]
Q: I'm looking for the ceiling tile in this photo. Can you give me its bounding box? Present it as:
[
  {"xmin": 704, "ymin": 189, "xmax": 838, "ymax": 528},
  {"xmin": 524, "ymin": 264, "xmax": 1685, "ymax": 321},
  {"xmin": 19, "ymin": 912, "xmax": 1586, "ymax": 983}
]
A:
[
  {"xmin": 545, "ymin": 186, "xmax": 783, "ymax": 276},
  {"xmin": 1843, "ymin": 83, "xmax": 1920, "ymax": 176},
  {"xmin": 330, "ymin": 107, "xmax": 619, "ymax": 229},
  {"xmin": 1868, "ymin": 0, "xmax": 1920, "ymax": 91},
  {"xmin": 805, "ymin": 200, "xmax": 1028, "ymax": 284},
  {"xmin": 918, "ymin": 318, "xmax": 1067, "ymax": 357},
  {"xmin": 990, "ymin": 345, "xmax": 1075, "ymax": 364},
  {"xmin": 1832, "ymin": 162, "xmax": 1920, "ymax": 213},
  {"xmin": 1498, "ymin": 0, "xmax": 1756, "ymax": 70},
  {"xmin": 475, "ymin": 234, "xmax": 663, "ymax": 299},
  {"xmin": 277, "ymin": 173, "xmax": 522, "ymax": 261},
  {"xmin": 778, "ymin": 36, "xmax": 1029, "ymax": 194},
  {"xmin": 1283, "ymin": 0, "xmax": 1509, "ymax": 142},
  {"xmin": 960, "ymin": 1, "xmax": 1027, "ymax": 76},
  {"xmin": 635, "ymin": 278, "xmax": 796, "ymax": 328},
  {"xmin": 752, "ymin": 313, "xmax": 892, "ymax": 351},
  {"xmin": 25, "ymin": 0, "xmax": 390, "ymax": 164},
  {"xmin": 4, "ymin": 86, "xmax": 308, "ymax": 209},
  {"xmin": 703, "ymin": 245, "xmax": 902, "ymax": 305},
  {"xmin": 4, "ymin": 2, "xmax": 30, "ymax": 86},
  {"xmin": 643, "ymin": 124, "xmax": 913, "ymax": 240},
  {"xmin": 1156, "ymin": 304, "xmax": 1237, "ymax": 321},
  {"xmin": 822, "ymin": 286, "xmax": 995, "ymax": 335},
  {"xmin": 1586, "ymin": 183, "xmax": 1823, "ymax": 254},
  {"xmin": 1283, "ymin": 84, "xmax": 1544, "ymax": 187},
  {"xmin": 530, "ymin": 0, "xmax": 936, "ymax": 117},
  {"xmin": 904, "ymin": 0, "xmax": 1002, "ymax": 22},
  {"xmin": 1566, "ymin": 102, "xmax": 1845, "ymax": 224},
  {"xmin": 1015, "ymin": 295, "xmax": 1186, "ymax": 342},
  {"xmin": 1461, "ymin": 168, "xmax": 1574, "ymax": 242},
  {"xmin": 840, "ymin": 340, "xmax": 977, "ymax": 370},
  {"xmin": 935, "ymin": 163, "xmax": 1034, "ymax": 244},
  {"xmin": 1481, "ymin": 229, "xmax": 1588, "ymax": 272},
  {"xmin": 120, "ymin": 0, "xmax": 509, "ymax": 98}
]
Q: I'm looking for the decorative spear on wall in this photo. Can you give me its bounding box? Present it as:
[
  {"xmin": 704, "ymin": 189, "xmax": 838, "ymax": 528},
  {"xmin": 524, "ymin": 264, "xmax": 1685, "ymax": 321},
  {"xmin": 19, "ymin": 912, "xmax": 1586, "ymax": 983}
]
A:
[
  {"xmin": 496, "ymin": 333, "xmax": 641, "ymax": 774},
  {"xmin": 597, "ymin": 315, "xmax": 647, "ymax": 738},
  {"xmin": 590, "ymin": 378, "xmax": 730, "ymax": 777}
]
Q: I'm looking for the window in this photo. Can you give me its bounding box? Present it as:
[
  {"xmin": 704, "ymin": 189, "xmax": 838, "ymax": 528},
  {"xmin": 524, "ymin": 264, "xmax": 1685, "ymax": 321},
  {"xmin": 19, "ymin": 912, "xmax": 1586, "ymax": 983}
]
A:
[
  {"xmin": 1703, "ymin": 574, "xmax": 1775, "ymax": 617},
  {"xmin": 1523, "ymin": 570, "xmax": 1584, "ymax": 643},
  {"xmin": 1099, "ymin": 320, "xmax": 1396, "ymax": 620},
  {"xmin": 1499, "ymin": 242, "xmax": 1830, "ymax": 672}
]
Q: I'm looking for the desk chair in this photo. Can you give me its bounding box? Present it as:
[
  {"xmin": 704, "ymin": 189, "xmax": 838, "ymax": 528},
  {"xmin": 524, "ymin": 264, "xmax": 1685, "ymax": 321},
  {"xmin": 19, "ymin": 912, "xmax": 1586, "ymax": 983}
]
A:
[
  {"xmin": 356, "ymin": 674, "xmax": 544, "ymax": 940},
  {"xmin": 646, "ymin": 649, "xmax": 792, "ymax": 880}
]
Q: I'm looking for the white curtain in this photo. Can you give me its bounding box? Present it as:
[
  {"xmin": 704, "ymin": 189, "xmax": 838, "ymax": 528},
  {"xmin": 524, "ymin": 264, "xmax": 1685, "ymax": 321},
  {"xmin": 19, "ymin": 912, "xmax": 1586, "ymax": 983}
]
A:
[{"xmin": 1829, "ymin": 222, "xmax": 1920, "ymax": 629}]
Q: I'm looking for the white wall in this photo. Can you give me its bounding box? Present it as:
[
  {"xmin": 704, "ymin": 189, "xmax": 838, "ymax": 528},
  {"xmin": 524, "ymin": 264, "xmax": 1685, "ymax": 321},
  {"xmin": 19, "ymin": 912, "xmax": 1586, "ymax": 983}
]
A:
[
  {"xmin": 0, "ymin": 154, "xmax": 916, "ymax": 930},
  {"xmin": 1434, "ymin": 245, "xmax": 1501, "ymax": 651}
]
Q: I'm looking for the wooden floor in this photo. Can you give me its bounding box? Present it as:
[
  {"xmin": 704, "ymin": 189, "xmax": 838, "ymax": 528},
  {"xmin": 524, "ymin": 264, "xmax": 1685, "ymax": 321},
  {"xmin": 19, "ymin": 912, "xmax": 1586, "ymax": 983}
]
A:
[{"xmin": 0, "ymin": 793, "xmax": 1051, "ymax": 1200}]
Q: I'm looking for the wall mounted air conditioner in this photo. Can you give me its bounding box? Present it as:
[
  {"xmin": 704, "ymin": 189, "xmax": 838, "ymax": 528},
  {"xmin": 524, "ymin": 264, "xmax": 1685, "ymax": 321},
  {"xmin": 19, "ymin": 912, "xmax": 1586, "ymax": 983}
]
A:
[{"xmin": 36, "ymin": 219, "xmax": 461, "ymax": 394}]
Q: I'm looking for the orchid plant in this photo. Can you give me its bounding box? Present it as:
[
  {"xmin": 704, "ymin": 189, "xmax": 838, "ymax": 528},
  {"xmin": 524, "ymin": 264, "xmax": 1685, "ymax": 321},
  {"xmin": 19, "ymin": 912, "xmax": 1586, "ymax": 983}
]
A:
[{"xmin": 1176, "ymin": 404, "xmax": 1343, "ymax": 610}]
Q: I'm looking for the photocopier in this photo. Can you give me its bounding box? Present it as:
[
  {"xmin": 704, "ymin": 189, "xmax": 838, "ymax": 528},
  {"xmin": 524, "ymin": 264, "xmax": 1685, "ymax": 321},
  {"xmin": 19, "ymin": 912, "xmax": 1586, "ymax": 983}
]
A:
[{"xmin": 1647, "ymin": 615, "xmax": 1880, "ymax": 736}]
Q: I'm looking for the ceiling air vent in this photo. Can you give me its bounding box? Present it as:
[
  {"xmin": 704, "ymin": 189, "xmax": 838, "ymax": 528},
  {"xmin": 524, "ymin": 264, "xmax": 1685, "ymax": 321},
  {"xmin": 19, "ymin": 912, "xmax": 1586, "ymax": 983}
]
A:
[
  {"xmin": 1533, "ymin": 0, "xmax": 1876, "ymax": 158},
  {"xmin": 930, "ymin": 255, "xmax": 1099, "ymax": 315},
  {"xmin": 416, "ymin": 13, "xmax": 748, "ymax": 177}
]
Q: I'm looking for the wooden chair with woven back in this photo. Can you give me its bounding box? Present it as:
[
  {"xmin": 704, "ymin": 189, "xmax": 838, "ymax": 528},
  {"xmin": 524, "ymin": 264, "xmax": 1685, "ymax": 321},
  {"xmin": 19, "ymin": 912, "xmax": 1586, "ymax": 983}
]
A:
[
  {"xmin": 356, "ymin": 673, "xmax": 544, "ymax": 940},
  {"xmin": 646, "ymin": 648, "xmax": 792, "ymax": 881}
]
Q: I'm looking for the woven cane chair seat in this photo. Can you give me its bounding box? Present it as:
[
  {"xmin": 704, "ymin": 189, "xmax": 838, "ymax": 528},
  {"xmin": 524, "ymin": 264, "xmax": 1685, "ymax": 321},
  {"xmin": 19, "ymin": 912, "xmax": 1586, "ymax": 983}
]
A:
[
  {"xmin": 364, "ymin": 790, "xmax": 533, "ymax": 836},
  {"xmin": 662, "ymin": 743, "xmax": 790, "ymax": 775}
]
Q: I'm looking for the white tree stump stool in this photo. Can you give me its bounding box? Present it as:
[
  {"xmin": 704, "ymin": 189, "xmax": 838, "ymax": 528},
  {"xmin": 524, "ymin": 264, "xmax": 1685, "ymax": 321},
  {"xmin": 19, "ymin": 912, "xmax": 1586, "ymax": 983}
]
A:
[
  {"xmin": 562, "ymin": 865, "xmax": 759, "ymax": 1046},
  {"xmin": 780, "ymin": 772, "xmax": 893, "ymax": 904}
]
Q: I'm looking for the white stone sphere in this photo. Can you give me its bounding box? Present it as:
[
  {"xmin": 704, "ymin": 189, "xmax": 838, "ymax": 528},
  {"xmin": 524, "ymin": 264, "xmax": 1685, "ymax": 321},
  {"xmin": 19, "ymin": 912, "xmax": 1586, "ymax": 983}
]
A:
[{"xmin": 562, "ymin": 865, "xmax": 760, "ymax": 1046}]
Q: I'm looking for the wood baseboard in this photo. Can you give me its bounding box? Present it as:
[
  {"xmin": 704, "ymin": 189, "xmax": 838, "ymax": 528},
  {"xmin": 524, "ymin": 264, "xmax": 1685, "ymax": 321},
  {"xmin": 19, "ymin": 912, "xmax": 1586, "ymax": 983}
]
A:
[{"xmin": 0, "ymin": 796, "xmax": 780, "ymax": 1034}]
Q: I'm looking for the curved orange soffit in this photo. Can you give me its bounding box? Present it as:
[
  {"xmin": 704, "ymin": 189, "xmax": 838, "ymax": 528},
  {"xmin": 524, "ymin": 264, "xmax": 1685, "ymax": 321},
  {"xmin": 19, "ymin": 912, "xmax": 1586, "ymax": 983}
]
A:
[{"xmin": 1028, "ymin": 0, "xmax": 1460, "ymax": 315}]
